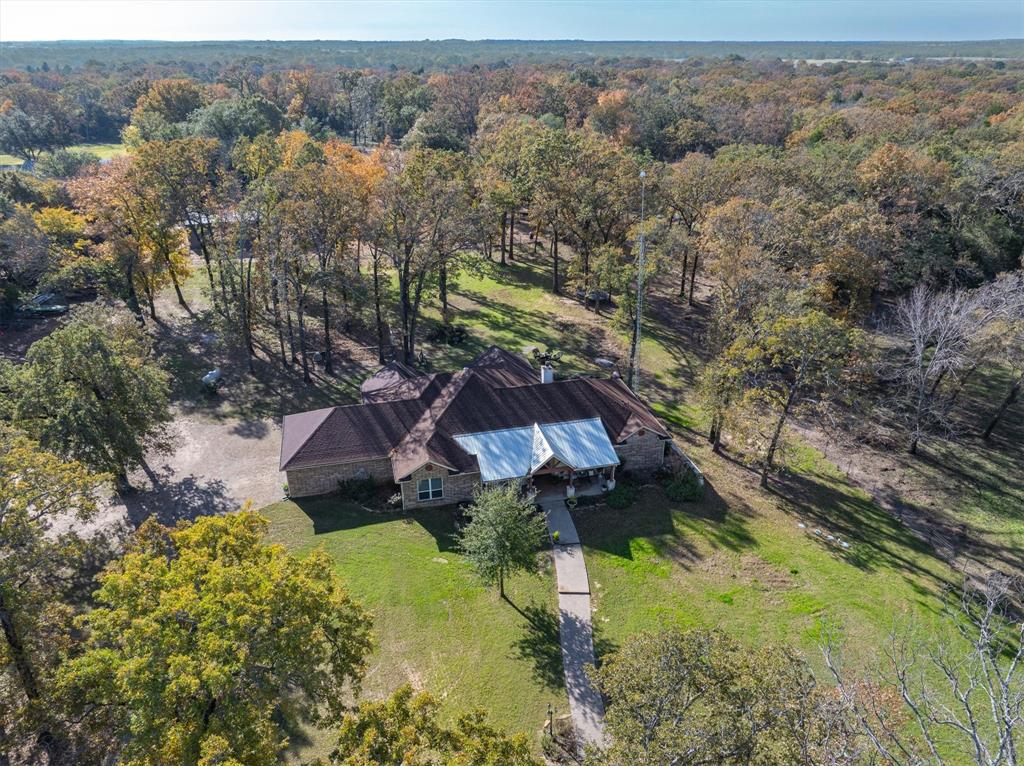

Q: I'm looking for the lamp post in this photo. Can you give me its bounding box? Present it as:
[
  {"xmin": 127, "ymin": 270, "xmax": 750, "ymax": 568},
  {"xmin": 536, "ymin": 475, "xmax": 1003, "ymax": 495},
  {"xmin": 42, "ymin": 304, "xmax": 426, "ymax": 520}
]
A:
[{"xmin": 630, "ymin": 169, "xmax": 647, "ymax": 391}]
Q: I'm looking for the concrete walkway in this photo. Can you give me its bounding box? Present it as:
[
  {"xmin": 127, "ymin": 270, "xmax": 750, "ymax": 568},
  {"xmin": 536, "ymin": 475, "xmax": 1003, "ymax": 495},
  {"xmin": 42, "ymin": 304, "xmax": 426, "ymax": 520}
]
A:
[{"xmin": 542, "ymin": 500, "xmax": 607, "ymax": 751}]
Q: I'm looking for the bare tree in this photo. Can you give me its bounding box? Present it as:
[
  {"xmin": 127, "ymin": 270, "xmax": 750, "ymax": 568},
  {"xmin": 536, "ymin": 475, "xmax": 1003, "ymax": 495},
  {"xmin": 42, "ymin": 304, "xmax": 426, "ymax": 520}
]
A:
[
  {"xmin": 824, "ymin": 573, "xmax": 1024, "ymax": 766},
  {"xmin": 881, "ymin": 285, "xmax": 998, "ymax": 453}
]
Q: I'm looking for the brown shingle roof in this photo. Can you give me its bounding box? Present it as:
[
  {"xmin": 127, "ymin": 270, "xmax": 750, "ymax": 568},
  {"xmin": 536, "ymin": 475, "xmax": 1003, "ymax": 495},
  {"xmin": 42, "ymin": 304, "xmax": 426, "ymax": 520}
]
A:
[
  {"xmin": 361, "ymin": 371, "xmax": 454, "ymax": 404},
  {"xmin": 280, "ymin": 398, "xmax": 426, "ymax": 470},
  {"xmin": 281, "ymin": 347, "xmax": 671, "ymax": 478}
]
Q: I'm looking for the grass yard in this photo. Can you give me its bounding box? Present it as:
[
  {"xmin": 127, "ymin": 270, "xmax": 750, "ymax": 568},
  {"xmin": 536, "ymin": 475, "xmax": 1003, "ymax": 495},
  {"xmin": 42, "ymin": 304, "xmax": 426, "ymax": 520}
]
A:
[
  {"xmin": 0, "ymin": 141, "xmax": 127, "ymax": 167},
  {"xmin": 575, "ymin": 454, "xmax": 953, "ymax": 673},
  {"xmin": 261, "ymin": 497, "xmax": 567, "ymax": 762}
]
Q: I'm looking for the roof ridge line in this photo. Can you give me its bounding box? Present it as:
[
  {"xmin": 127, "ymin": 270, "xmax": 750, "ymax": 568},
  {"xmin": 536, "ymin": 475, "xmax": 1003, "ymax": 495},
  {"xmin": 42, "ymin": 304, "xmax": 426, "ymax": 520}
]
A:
[{"xmin": 390, "ymin": 367, "xmax": 475, "ymax": 458}]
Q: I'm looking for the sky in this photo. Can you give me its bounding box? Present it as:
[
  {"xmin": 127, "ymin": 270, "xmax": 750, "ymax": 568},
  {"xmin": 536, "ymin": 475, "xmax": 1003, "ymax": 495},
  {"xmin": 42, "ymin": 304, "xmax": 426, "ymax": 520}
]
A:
[{"xmin": 1, "ymin": 0, "xmax": 1022, "ymax": 42}]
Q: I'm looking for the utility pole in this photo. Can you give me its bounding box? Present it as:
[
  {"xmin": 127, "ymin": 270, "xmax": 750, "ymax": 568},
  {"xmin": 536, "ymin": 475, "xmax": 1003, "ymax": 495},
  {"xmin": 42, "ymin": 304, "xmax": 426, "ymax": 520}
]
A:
[{"xmin": 630, "ymin": 169, "xmax": 647, "ymax": 391}]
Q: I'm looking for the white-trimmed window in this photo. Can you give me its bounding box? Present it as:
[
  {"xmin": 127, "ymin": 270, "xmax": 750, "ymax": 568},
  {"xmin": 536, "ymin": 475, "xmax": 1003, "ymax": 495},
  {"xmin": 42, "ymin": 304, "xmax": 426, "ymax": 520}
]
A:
[{"xmin": 417, "ymin": 477, "xmax": 443, "ymax": 501}]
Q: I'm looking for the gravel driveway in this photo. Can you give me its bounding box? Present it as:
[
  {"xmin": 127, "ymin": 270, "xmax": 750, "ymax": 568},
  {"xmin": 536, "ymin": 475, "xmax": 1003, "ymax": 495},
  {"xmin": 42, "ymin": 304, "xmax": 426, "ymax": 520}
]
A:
[{"xmin": 95, "ymin": 413, "xmax": 284, "ymax": 532}]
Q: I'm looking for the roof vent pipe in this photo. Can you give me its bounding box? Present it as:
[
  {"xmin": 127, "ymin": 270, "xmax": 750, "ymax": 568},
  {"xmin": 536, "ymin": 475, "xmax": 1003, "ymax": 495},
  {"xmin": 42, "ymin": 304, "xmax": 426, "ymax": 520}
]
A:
[{"xmin": 540, "ymin": 364, "xmax": 554, "ymax": 384}]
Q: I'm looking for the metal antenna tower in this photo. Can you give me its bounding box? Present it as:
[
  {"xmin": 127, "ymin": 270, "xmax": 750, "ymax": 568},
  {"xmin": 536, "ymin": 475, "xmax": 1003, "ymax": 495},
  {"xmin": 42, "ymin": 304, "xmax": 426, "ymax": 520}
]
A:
[{"xmin": 630, "ymin": 169, "xmax": 647, "ymax": 392}]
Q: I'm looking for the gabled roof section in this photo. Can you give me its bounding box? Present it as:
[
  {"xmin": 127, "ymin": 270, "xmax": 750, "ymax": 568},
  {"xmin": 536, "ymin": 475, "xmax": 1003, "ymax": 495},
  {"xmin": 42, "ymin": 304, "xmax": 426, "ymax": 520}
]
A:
[
  {"xmin": 536, "ymin": 418, "xmax": 620, "ymax": 471},
  {"xmin": 280, "ymin": 406, "xmax": 334, "ymax": 471},
  {"xmin": 280, "ymin": 398, "xmax": 426, "ymax": 470},
  {"xmin": 453, "ymin": 418, "xmax": 619, "ymax": 483},
  {"xmin": 390, "ymin": 368, "xmax": 475, "ymax": 480},
  {"xmin": 470, "ymin": 345, "xmax": 534, "ymax": 374},
  {"xmin": 360, "ymin": 360, "xmax": 422, "ymax": 400}
]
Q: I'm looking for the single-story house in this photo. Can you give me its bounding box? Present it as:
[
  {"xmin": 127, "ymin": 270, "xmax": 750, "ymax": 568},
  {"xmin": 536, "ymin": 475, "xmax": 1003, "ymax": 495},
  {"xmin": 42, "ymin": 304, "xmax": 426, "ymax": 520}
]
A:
[{"xmin": 279, "ymin": 346, "xmax": 675, "ymax": 509}]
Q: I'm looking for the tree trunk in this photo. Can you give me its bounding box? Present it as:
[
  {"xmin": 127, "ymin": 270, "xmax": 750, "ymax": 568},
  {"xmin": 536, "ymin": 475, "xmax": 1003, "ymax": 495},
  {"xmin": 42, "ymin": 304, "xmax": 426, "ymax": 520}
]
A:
[
  {"xmin": 0, "ymin": 599, "xmax": 40, "ymax": 702},
  {"xmin": 679, "ymin": 252, "xmax": 689, "ymax": 297},
  {"xmin": 982, "ymin": 371, "xmax": 1022, "ymax": 440},
  {"xmin": 124, "ymin": 259, "xmax": 142, "ymax": 318},
  {"xmin": 551, "ymin": 229, "xmax": 560, "ymax": 294},
  {"xmin": 498, "ymin": 569, "xmax": 505, "ymax": 599},
  {"xmin": 189, "ymin": 225, "xmax": 218, "ymax": 307},
  {"xmin": 321, "ymin": 285, "xmax": 333, "ymax": 375},
  {"xmin": 271, "ymin": 277, "xmax": 288, "ymax": 367},
  {"xmin": 439, "ymin": 262, "xmax": 450, "ymax": 326},
  {"xmin": 241, "ymin": 250, "xmax": 255, "ymax": 373},
  {"xmin": 688, "ymin": 253, "xmax": 700, "ymax": 305},
  {"xmin": 508, "ymin": 212, "xmax": 515, "ymax": 262},
  {"xmin": 372, "ymin": 253, "xmax": 386, "ymax": 364},
  {"xmin": 761, "ymin": 385, "xmax": 798, "ymax": 487},
  {"xmin": 296, "ymin": 295, "xmax": 311, "ymax": 383},
  {"xmin": 499, "ymin": 213, "xmax": 507, "ymax": 264},
  {"xmin": 282, "ymin": 275, "xmax": 298, "ymax": 364},
  {"xmin": 164, "ymin": 254, "xmax": 191, "ymax": 313},
  {"xmin": 143, "ymin": 276, "xmax": 157, "ymax": 321}
]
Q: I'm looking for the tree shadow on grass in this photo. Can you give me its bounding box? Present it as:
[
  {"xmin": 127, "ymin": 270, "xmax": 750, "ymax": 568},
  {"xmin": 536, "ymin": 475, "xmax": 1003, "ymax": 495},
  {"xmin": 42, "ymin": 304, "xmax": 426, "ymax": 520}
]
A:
[
  {"xmin": 409, "ymin": 506, "xmax": 463, "ymax": 553},
  {"xmin": 292, "ymin": 496, "xmax": 399, "ymax": 535},
  {"xmin": 768, "ymin": 468, "xmax": 957, "ymax": 598},
  {"xmin": 288, "ymin": 496, "xmax": 464, "ymax": 551},
  {"xmin": 507, "ymin": 598, "xmax": 618, "ymax": 692},
  {"xmin": 571, "ymin": 482, "xmax": 757, "ymax": 571}
]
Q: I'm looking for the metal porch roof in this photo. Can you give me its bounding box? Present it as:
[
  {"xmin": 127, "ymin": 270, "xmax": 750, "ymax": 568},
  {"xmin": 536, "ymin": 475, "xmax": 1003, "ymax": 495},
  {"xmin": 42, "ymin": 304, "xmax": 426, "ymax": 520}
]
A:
[{"xmin": 453, "ymin": 418, "xmax": 619, "ymax": 483}]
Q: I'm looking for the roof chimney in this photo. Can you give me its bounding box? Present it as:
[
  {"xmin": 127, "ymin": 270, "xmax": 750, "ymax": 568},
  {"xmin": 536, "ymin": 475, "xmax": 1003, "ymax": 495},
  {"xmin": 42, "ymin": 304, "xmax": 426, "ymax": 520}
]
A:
[{"xmin": 540, "ymin": 363, "xmax": 554, "ymax": 384}]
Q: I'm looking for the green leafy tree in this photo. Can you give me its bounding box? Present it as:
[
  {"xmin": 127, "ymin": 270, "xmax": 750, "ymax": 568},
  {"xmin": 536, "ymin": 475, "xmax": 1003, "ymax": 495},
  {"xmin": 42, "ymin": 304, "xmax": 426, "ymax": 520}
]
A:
[
  {"xmin": 457, "ymin": 484, "xmax": 547, "ymax": 598},
  {"xmin": 589, "ymin": 628, "xmax": 862, "ymax": 766},
  {"xmin": 0, "ymin": 430, "xmax": 110, "ymax": 765},
  {"xmin": 369, "ymin": 145, "xmax": 480, "ymax": 364},
  {"xmin": 58, "ymin": 511, "xmax": 373, "ymax": 766},
  {"xmin": 5, "ymin": 307, "xmax": 172, "ymax": 487},
  {"xmin": 720, "ymin": 306, "xmax": 861, "ymax": 486},
  {"xmin": 331, "ymin": 684, "xmax": 542, "ymax": 766}
]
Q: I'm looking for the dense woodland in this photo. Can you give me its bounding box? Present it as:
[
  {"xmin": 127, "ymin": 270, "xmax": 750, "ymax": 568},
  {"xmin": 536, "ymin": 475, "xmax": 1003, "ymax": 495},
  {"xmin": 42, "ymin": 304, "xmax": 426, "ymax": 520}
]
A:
[{"xmin": 2, "ymin": 47, "xmax": 1023, "ymax": 766}]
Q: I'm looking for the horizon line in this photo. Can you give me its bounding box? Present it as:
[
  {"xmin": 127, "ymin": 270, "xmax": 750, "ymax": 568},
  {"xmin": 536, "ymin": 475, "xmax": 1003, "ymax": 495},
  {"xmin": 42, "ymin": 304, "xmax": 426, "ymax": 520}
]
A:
[{"xmin": 3, "ymin": 37, "xmax": 1022, "ymax": 45}]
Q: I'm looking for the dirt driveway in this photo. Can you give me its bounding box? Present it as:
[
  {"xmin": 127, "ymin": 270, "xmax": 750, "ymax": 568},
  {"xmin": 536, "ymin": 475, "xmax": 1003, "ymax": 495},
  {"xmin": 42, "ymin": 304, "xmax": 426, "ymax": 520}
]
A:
[{"xmin": 98, "ymin": 412, "xmax": 284, "ymax": 531}]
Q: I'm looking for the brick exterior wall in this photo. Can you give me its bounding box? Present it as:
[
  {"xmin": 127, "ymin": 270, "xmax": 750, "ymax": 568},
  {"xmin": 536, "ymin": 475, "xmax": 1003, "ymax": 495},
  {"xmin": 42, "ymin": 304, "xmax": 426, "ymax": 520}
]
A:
[
  {"xmin": 401, "ymin": 465, "xmax": 481, "ymax": 510},
  {"xmin": 614, "ymin": 430, "xmax": 666, "ymax": 474},
  {"xmin": 285, "ymin": 457, "xmax": 394, "ymax": 498}
]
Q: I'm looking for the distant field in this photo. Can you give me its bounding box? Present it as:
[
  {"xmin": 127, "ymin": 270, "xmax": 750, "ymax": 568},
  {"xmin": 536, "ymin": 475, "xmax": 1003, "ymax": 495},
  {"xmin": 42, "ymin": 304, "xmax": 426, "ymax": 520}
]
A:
[{"xmin": 0, "ymin": 141, "xmax": 127, "ymax": 168}]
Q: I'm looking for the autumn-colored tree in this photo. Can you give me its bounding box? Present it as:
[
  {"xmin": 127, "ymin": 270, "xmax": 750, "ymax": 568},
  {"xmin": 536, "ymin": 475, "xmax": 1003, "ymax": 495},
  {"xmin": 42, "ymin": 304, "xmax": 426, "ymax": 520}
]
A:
[
  {"xmin": 331, "ymin": 684, "xmax": 542, "ymax": 766},
  {"xmin": 274, "ymin": 141, "xmax": 381, "ymax": 375},
  {"xmin": 474, "ymin": 117, "xmax": 541, "ymax": 266},
  {"xmin": 69, "ymin": 157, "xmax": 192, "ymax": 319},
  {"xmin": 657, "ymin": 152, "xmax": 732, "ymax": 302}
]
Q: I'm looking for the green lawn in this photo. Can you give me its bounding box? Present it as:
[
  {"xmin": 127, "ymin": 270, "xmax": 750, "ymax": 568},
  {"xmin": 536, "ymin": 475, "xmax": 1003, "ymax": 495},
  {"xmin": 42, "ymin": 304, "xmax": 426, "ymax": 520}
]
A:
[
  {"xmin": 0, "ymin": 141, "xmax": 127, "ymax": 167},
  {"xmin": 261, "ymin": 497, "xmax": 565, "ymax": 762},
  {"xmin": 575, "ymin": 457, "xmax": 952, "ymax": 673}
]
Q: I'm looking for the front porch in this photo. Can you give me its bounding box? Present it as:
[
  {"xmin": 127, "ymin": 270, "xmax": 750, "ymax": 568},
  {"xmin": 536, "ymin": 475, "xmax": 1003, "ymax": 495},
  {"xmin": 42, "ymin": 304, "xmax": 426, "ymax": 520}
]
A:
[{"xmin": 529, "ymin": 466, "xmax": 617, "ymax": 503}]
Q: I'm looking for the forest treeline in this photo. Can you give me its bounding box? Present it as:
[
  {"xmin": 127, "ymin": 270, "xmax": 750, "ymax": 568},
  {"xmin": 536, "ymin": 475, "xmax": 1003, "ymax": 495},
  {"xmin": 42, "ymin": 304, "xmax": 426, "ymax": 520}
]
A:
[
  {"xmin": 2, "ymin": 54, "xmax": 1022, "ymax": 460},
  {"xmin": 2, "ymin": 37, "xmax": 1022, "ymax": 71}
]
